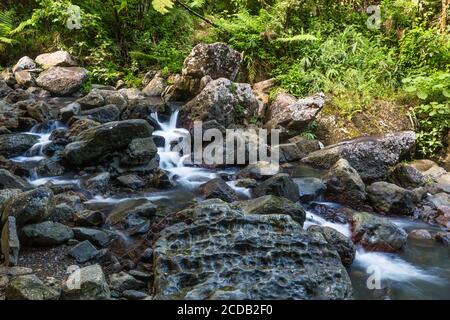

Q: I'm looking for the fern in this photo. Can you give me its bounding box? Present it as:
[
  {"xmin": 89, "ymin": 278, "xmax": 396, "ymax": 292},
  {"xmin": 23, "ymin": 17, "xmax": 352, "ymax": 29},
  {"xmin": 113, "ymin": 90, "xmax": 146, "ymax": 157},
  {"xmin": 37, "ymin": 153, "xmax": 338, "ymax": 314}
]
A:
[
  {"xmin": 152, "ymin": 0, "xmax": 175, "ymax": 14},
  {"xmin": 0, "ymin": 10, "xmax": 14, "ymax": 44},
  {"xmin": 276, "ymin": 34, "xmax": 318, "ymax": 42}
]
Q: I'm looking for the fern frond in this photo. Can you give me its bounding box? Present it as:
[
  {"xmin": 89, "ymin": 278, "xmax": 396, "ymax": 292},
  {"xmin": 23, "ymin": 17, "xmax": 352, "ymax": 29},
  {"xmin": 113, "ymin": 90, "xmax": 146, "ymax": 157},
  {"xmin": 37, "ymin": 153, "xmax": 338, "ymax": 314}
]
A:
[{"xmin": 152, "ymin": 0, "xmax": 175, "ymax": 14}]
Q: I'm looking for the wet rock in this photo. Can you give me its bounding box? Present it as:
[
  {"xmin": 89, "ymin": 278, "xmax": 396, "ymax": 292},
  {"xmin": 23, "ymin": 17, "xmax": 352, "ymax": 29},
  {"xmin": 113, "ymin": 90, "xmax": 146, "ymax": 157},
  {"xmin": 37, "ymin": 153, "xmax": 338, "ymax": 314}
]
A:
[
  {"xmin": 0, "ymin": 100, "xmax": 19, "ymax": 129},
  {"xmin": 123, "ymin": 290, "xmax": 149, "ymax": 300},
  {"xmin": 309, "ymin": 203, "xmax": 351, "ymax": 224},
  {"xmin": 272, "ymin": 143, "xmax": 305, "ymax": 163},
  {"xmin": 36, "ymin": 67, "xmax": 88, "ymax": 96},
  {"xmin": 140, "ymin": 248, "xmax": 153, "ymax": 262},
  {"xmin": 48, "ymin": 203, "xmax": 75, "ymax": 224},
  {"xmin": 60, "ymin": 102, "xmax": 81, "ymax": 122},
  {"xmin": 350, "ymin": 212, "xmax": 407, "ymax": 252},
  {"xmin": 62, "ymin": 264, "xmax": 111, "ymax": 300},
  {"xmin": 117, "ymin": 174, "xmax": 145, "ymax": 190},
  {"xmin": 127, "ymin": 202, "xmax": 157, "ymax": 219},
  {"xmin": 199, "ymin": 178, "xmax": 238, "ymax": 202},
  {"xmin": 2, "ymin": 68, "xmax": 16, "ymax": 86},
  {"xmin": 6, "ymin": 274, "xmax": 60, "ymax": 300},
  {"xmin": 109, "ymin": 272, "xmax": 146, "ymax": 292},
  {"xmin": 72, "ymin": 227, "xmax": 110, "ymax": 248},
  {"xmin": 26, "ymin": 100, "xmax": 52, "ymax": 122},
  {"xmin": 19, "ymin": 221, "xmax": 73, "ymax": 246},
  {"xmin": 26, "ymin": 86, "xmax": 51, "ymax": 99},
  {"xmin": 4, "ymin": 89, "xmax": 33, "ymax": 103},
  {"xmin": 435, "ymin": 205, "xmax": 450, "ymax": 228},
  {"xmin": 236, "ymin": 161, "xmax": 281, "ymax": 180},
  {"xmin": 73, "ymin": 210, "xmax": 105, "ymax": 227},
  {"xmin": 253, "ymin": 173, "xmax": 299, "ymax": 202},
  {"xmin": 12, "ymin": 56, "xmax": 36, "ymax": 74},
  {"xmin": 142, "ymin": 73, "xmax": 166, "ymax": 97},
  {"xmin": 367, "ymin": 182, "xmax": 416, "ymax": 215},
  {"xmin": 426, "ymin": 193, "xmax": 450, "ymax": 208},
  {"xmin": 1, "ymin": 216, "xmax": 20, "ymax": 266},
  {"xmin": 237, "ymin": 195, "xmax": 306, "ymax": 225},
  {"xmin": 294, "ymin": 177, "xmax": 326, "ymax": 201},
  {"xmin": 0, "ymin": 189, "xmax": 22, "ymax": 217},
  {"xmin": 35, "ymin": 50, "xmax": 77, "ymax": 70},
  {"xmin": 265, "ymin": 92, "xmax": 325, "ymax": 134},
  {"xmin": 1, "ymin": 187, "xmax": 54, "ymax": 227},
  {"xmin": 308, "ymin": 225, "xmax": 356, "ymax": 267},
  {"xmin": 80, "ymin": 104, "xmax": 120, "ymax": 123},
  {"xmin": 302, "ymin": 131, "xmax": 416, "ymax": 182},
  {"xmin": 322, "ymin": 159, "xmax": 367, "ymax": 208},
  {"xmin": 86, "ymin": 172, "xmax": 110, "ymax": 193},
  {"xmin": 67, "ymin": 118, "xmax": 100, "ymax": 139},
  {"xmin": 68, "ymin": 240, "xmax": 100, "ymax": 263},
  {"xmin": 77, "ymin": 90, "xmax": 105, "ymax": 110},
  {"xmin": 15, "ymin": 70, "xmax": 34, "ymax": 88},
  {"xmin": 389, "ymin": 163, "xmax": 426, "ymax": 189},
  {"xmin": 154, "ymin": 199, "xmax": 353, "ymax": 299},
  {"xmin": 63, "ymin": 119, "xmax": 153, "ymax": 166},
  {"xmin": 234, "ymin": 178, "xmax": 257, "ymax": 188},
  {"xmin": 408, "ymin": 229, "xmax": 432, "ymax": 241},
  {"xmin": 121, "ymin": 137, "xmax": 158, "ymax": 166},
  {"xmin": 0, "ymin": 133, "xmax": 39, "ymax": 158},
  {"xmin": 0, "ymin": 169, "xmax": 30, "ymax": 191},
  {"xmin": 434, "ymin": 232, "xmax": 450, "ymax": 245}
]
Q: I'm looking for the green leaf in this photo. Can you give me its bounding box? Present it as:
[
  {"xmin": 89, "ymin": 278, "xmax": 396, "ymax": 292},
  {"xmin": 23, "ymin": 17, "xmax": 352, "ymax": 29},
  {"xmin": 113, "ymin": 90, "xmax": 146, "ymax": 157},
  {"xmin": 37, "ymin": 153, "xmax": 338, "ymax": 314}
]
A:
[
  {"xmin": 443, "ymin": 89, "xmax": 450, "ymax": 98},
  {"xmin": 152, "ymin": 0, "xmax": 174, "ymax": 14},
  {"xmin": 416, "ymin": 90, "xmax": 428, "ymax": 100}
]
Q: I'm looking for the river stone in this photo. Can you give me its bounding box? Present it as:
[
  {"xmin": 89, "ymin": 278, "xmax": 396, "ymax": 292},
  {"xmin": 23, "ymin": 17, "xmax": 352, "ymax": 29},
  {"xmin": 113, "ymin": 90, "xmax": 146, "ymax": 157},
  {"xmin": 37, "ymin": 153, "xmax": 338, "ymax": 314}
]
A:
[
  {"xmin": 77, "ymin": 90, "xmax": 105, "ymax": 110},
  {"xmin": 62, "ymin": 264, "xmax": 111, "ymax": 300},
  {"xmin": 85, "ymin": 172, "xmax": 110, "ymax": 193},
  {"xmin": 123, "ymin": 290, "xmax": 149, "ymax": 300},
  {"xmin": 1, "ymin": 216, "xmax": 20, "ymax": 266},
  {"xmin": 26, "ymin": 100, "xmax": 52, "ymax": 122},
  {"xmin": 389, "ymin": 163, "xmax": 426, "ymax": 189},
  {"xmin": 252, "ymin": 173, "xmax": 300, "ymax": 202},
  {"xmin": 26, "ymin": 86, "xmax": 51, "ymax": 99},
  {"xmin": 367, "ymin": 182, "xmax": 416, "ymax": 216},
  {"xmin": 19, "ymin": 221, "xmax": 73, "ymax": 246},
  {"xmin": 1, "ymin": 187, "xmax": 54, "ymax": 227},
  {"xmin": 0, "ymin": 100, "xmax": 19, "ymax": 129},
  {"xmin": 63, "ymin": 119, "xmax": 154, "ymax": 166},
  {"xmin": 60, "ymin": 102, "xmax": 81, "ymax": 122},
  {"xmin": 117, "ymin": 174, "xmax": 146, "ymax": 190},
  {"xmin": 6, "ymin": 274, "xmax": 60, "ymax": 300},
  {"xmin": 72, "ymin": 227, "xmax": 110, "ymax": 248},
  {"xmin": 12, "ymin": 56, "xmax": 36, "ymax": 74},
  {"xmin": 15, "ymin": 70, "xmax": 34, "ymax": 88},
  {"xmin": 143, "ymin": 73, "xmax": 167, "ymax": 97},
  {"xmin": 121, "ymin": 137, "xmax": 158, "ymax": 166},
  {"xmin": 80, "ymin": 104, "xmax": 120, "ymax": 123},
  {"xmin": 236, "ymin": 161, "xmax": 281, "ymax": 179},
  {"xmin": 351, "ymin": 212, "xmax": 407, "ymax": 252},
  {"xmin": 109, "ymin": 272, "xmax": 146, "ymax": 292},
  {"xmin": 153, "ymin": 199, "xmax": 353, "ymax": 299},
  {"xmin": 35, "ymin": 50, "xmax": 77, "ymax": 70},
  {"xmin": 302, "ymin": 131, "xmax": 416, "ymax": 182},
  {"xmin": 199, "ymin": 178, "xmax": 238, "ymax": 202},
  {"xmin": 73, "ymin": 210, "xmax": 105, "ymax": 227},
  {"xmin": 2, "ymin": 68, "xmax": 16, "ymax": 86},
  {"xmin": 237, "ymin": 195, "xmax": 306, "ymax": 225},
  {"xmin": 36, "ymin": 67, "xmax": 88, "ymax": 96},
  {"xmin": 294, "ymin": 177, "xmax": 326, "ymax": 201},
  {"xmin": 0, "ymin": 133, "xmax": 40, "ymax": 158},
  {"xmin": 68, "ymin": 240, "xmax": 100, "ymax": 263},
  {"xmin": 408, "ymin": 229, "xmax": 432, "ymax": 241},
  {"xmin": 322, "ymin": 159, "xmax": 367, "ymax": 208},
  {"xmin": 308, "ymin": 225, "xmax": 356, "ymax": 267},
  {"xmin": 0, "ymin": 169, "xmax": 31, "ymax": 191},
  {"xmin": 0, "ymin": 189, "xmax": 22, "ymax": 223},
  {"xmin": 127, "ymin": 202, "xmax": 158, "ymax": 219}
]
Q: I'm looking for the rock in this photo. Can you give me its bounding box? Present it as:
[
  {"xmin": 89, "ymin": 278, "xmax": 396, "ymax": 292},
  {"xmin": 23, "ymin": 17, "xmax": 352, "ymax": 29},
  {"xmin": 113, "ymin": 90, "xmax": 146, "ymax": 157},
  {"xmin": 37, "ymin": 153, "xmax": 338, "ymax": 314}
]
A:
[
  {"xmin": 0, "ymin": 100, "xmax": 19, "ymax": 129},
  {"xmin": 435, "ymin": 205, "xmax": 450, "ymax": 228},
  {"xmin": 265, "ymin": 92, "xmax": 325, "ymax": 134},
  {"xmin": 12, "ymin": 56, "xmax": 36, "ymax": 73},
  {"xmin": 234, "ymin": 178, "xmax": 257, "ymax": 188},
  {"xmin": 435, "ymin": 232, "xmax": 450, "ymax": 245},
  {"xmin": 26, "ymin": 100, "xmax": 52, "ymax": 122},
  {"xmin": 73, "ymin": 210, "xmax": 105, "ymax": 227},
  {"xmin": 302, "ymin": 131, "xmax": 416, "ymax": 182},
  {"xmin": 272, "ymin": 143, "xmax": 304, "ymax": 163},
  {"xmin": 86, "ymin": 172, "xmax": 110, "ymax": 193},
  {"xmin": 35, "ymin": 50, "xmax": 77, "ymax": 69},
  {"xmin": 140, "ymin": 248, "xmax": 153, "ymax": 262},
  {"xmin": 2, "ymin": 68, "xmax": 16, "ymax": 86},
  {"xmin": 142, "ymin": 73, "xmax": 166, "ymax": 97},
  {"xmin": 237, "ymin": 195, "xmax": 306, "ymax": 225},
  {"xmin": 15, "ymin": 70, "xmax": 34, "ymax": 88},
  {"xmin": 426, "ymin": 193, "xmax": 450, "ymax": 208},
  {"xmin": 350, "ymin": 212, "xmax": 407, "ymax": 252},
  {"xmin": 322, "ymin": 159, "xmax": 367, "ymax": 208},
  {"xmin": 199, "ymin": 178, "xmax": 238, "ymax": 202},
  {"xmin": 367, "ymin": 182, "xmax": 416, "ymax": 215},
  {"xmin": 389, "ymin": 163, "xmax": 426, "ymax": 189},
  {"xmin": 1, "ymin": 187, "xmax": 54, "ymax": 227},
  {"xmin": 1, "ymin": 216, "xmax": 20, "ymax": 266},
  {"xmin": 0, "ymin": 133, "xmax": 39, "ymax": 158},
  {"xmin": 60, "ymin": 102, "xmax": 81, "ymax": 122},
  {"xmin": 48, "ymin": 203, "xmax": 75, "ymax": 224},
  {"xmin": 6, "ymin": 275, "xmax": 60, "ymax": 300},
  {"xmin": 0, "ymin": 170, "xmax": 30, "ymax": 191},
  {"xmin": 63, "ymin": 264, "xmax": 111, "ymax": 300},
  {"xmin": 80, "ymin": 104, "xmax": 120, "ymax": 123},
  {"xmin": 180, "ymin": 78, "xmax": 259, "ymax": 129},
  {"xmin": 67, "ymin": 118, "xmax": 100, "ymax": 139},
  {"xmin": 19, "ymin": 221, "xmax": 73, "ymax": 246},
  {"xmin": 154, "ymin": 199, "xmax": 352, "ymax": 299},
  {"xmin": 253, "ymin": 78, "xmax": 275, "ymax": 116},
  {"xmin": 77, "ymin": 90, "xmax": 105, "ymax": 110},
  {"xmin": 294, "ymin": 177, "xmax": 326, "ymax": 201},
  {"xmin": 121, "ymin": 137, "xmax": 158, "ymax": 166},
  {"xmin": 109, "ymin": 272, "xmax": 146, "ymax": 292},
  {"xmin": 128, "ymin": 270, "xmax": 151, "ymax": 282},
  {"xmin": 68, "ymin": 240, "xmax": 100, "ymax": 263},
  {"xmin": 63, "ymin": 119, "xmax": 153, "ymax": 166},
  {"xmin": 253, "ymin": 173, "xmax": 300, "ymax": 202},
  {"xmin": 308, "ymin": 225, "xmax": 356, "ymax": 267},
  {"xmin": 236, "ymin": 161, "xmax": 281, "ymax": 180},
  {"xmin": 72, "ymin": 227, "xmax": 110, "ymax": 248},
  {"xmin": 36, "ymin": 67, "xmax": 88, "ymax": 96},
  {"xmin": 0, "ymin": 189, "xmax": 22, "ymax": 216},
  {"xmin": 408, "ymin": 229, "xmax": 432, "ymax": 241},
  {"xmin": 127, "ymin": 202, "xmax": 157, "ymax": 219},
  {"xmin": 0, "ymin": 266, "xmax": 33, "ymax": 276},
  {"xmin": 26, "ymin": 86, "xmax": 51, "ymax": 98},
  {"xmin": 123, "ymin": 290, "xmax": 149, "ymax": 300},
  {"xmin": 410, "ymin": 159, "xmax": 447, "ymax": 181},
  {"xmin": 117, "ymin": 174, "xmax": 145, "ymax": 190}
]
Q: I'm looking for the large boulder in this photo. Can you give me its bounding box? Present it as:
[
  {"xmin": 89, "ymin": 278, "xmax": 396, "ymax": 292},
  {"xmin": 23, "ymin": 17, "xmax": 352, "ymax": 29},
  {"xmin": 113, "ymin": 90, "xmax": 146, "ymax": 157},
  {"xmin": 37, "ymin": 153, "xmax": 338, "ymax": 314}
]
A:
[
  {"xmin": 63, "ymin": 119, "xmax": 153, "ymax": 166},
  {"xmin": 153, "ymin": 199, "xmax": 353, "ymax": 299},
  {"xmin": 1, "ymin": 216, "xmax": 20, "ymax": 266},
  {"xmin": 35, "ymin": 50, "xmax": 77, "ymax": 70},
  {"xmin": 322, "ymin": 159, "xmax": 367, "ymax": 208},
  {"xmin": 19, "ymin": 221, "xmax": 73, "ymax": 246},
  {"xmin": 0, "ymin": 169, "xmax": 31, "ymax": 190},
  {"xmin": 180, "ymin": 78, "xmax": 259, "ymax": 129},
  {"xmin": 142, "ymin": 73, "xmax": 167, "ymax": 97},
  {"xmin": 6, "ymin": 274, "xmax": 60, "ymax": 300},
  {"xmin": 367, "ymin": 182, "xmax": 417, "ymax": 215},
  {"xmin": 26, "ymin": 101, "xmax": 53, "ymax": 122},
  {"xmin": 12, "ymin": 56, "xmax": 36, "ymax": 74},
  {"xmin": 0, "ymin": 133, "xmax": 39, "ymax": 158},
  {"xmin": 121, "ymin": 137, "xmax": 158, "ymax": 166},
  {"xmin": 302, "ymin": 131, "xmax": 416, "ymax": 182},
  {"xmin": 350, "ymin": 211, "xmax": 407, "ymax": 252},
  {"xmin": 62, "ymin": 264, "xmax": 110, "ymax": 300},
  {"xmin": 36, "ymin": 67, "xmax": 88, "ymax": 96},
  {"xmin": 80, "ymin": 104, "xmax": 121, "ymax": 123},
  {"xmin": 388, "ymin": 163, "xmax": 426, "ymax": 189},
  {"xmin": 252, "ymin": 173, "xmax": 300, "ymax": 202},
  {"xmin": 199, "ymin": 178, "xmax": 238, "ymax": 202}
]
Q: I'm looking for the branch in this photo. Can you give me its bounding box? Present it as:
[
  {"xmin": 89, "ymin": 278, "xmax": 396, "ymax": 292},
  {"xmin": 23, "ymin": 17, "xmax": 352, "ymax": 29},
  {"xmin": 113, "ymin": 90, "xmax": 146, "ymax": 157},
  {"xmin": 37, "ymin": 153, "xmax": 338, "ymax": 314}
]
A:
[{"xmin": 174, "ymin": 0, "xmax": 219, "ymax": 28}]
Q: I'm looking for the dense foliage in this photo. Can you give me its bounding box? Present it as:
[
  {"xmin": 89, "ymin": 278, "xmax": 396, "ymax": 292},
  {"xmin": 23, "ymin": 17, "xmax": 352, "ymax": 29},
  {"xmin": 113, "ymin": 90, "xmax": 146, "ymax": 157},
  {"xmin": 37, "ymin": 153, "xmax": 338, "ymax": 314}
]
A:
[{"xmin": 0, "ymin": 0, "xmax": 449, "ymax": 157}]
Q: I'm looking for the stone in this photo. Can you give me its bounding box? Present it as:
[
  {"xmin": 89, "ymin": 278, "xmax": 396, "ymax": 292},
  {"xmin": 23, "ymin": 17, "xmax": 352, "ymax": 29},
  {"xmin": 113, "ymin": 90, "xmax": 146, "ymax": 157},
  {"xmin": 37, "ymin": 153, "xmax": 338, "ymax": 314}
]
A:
[
  {"xmin": 72, "ymin": 227, "xmax": 110, "ymax": 248},
  {"xmin": 236, "ymin": 161, "xmax": 281, "ymax": 179},
  {"xmin": 60, "ymin": 102, "xmax": 81, "ymax": 122},
  {"xmin": 2, "ymin": 68, "xmax": 16, "ymax": 86},
  {"xmin": 109, "ymin": 272, "xmax": 146, "ymax": 292},
  {"xmin": 153, "ymin": 199, "xmax": 352, "ymax": 299},
  {"xmin": 237, "ymin": 195, "xmax": 306, "ymax": 225},
  {"xmin": 62, "ymin": 264, "xmax": 111, "ymax": 300},
  {"xmin": 117, "ymin": 174, "xmax": 146, "ymax": 190},
  {"xmin": 127, "ymin": 202, "xmax": 157, "ymax": 219},
  {"xmin": 73, "ymin": 210, "xmax": 105, "ymax": 227},
  {"xmin": 77, "ymin": 90, "xmax": 105, "ymax": 110},
  {"xmin": 0, "ymin": 133, "xmax": 39, "ymax": 158},
  {"xmin": 36, "ymin": 67, "xmax": 88, "ymax": 96},
  {"xmin": 86, "ymin": 172, "xmax": 110, "ymax": 193},
  {"xmin": 308, "ymin": 225, "xmax": 356, "ymax": 267},
  {"xmin": 0, "ymin": 169, "xmax": 30, "ymax": 191},
  {"xmin": 15, "ymin": 70, "xmax": 34, "ymax": 88},
  {"xmin": 408, "ymin": 229, "xmax": 432, "ymax": 241},
  {"xmin": 435, "ymin": 232, "xmax": 450, "ymax": 245},
  {"xmin": 294, "ymin": 177, "xmax": 326, "ymax": 201},
  {"xmin": 6, "ymin": 274, "xmax": 60, "ymax": 300},
  {"xmin": 121, "ymin": 137, "xmax": 158, "ymax": 166},
  {"xmin": 140, "ymin": 248, "xmax": 153, "ymax": 262},
  {"xmin": 302, "ymin": 131, "xmax": 416, "ymax": 182},
  {"xmin": 26, "ymin": 100, "xmax": 52, "ymax": 122},
  {"xmin": 435, "ymin": 206, "xmax": 450, "ymax": 228},
  {"xmin": 142, "ymin": 73, "xmax": 167, "ymax": 97},
  {"xmin": 1, "ymin": 216, "xmax": 20, "ymax": 266},
  {"xmin": 389, "ymin": 163, "xmax": 426, "ymax": 189},
  {"xmin": 253, "ymin": 173, "xmax": 300, "ymax": 202},
  {"xmin": 123, "ymin": 290, "xmax": 149, "ymax": 300},
  {"xmin": 26, "ymin": 86, "xmax": 51, "ymax": 98},
  {"xmin": 199, "ymin": 178, "xmax": 238, "ymax": 202},
  {"xmin": 80, "ymin": 104, "xmax": 120, "ymax": 123},
  {"xmin": 272, "ymin": 143, "xmax": 304, "ymax": 163},
  {"xmin": 12, "ymin": 56, "xmax": 36, "ymax": 73},
  {"xmin": 19, "ymin": 221, "xmax": 73, "ymax": 246},
  {"xmin": 351, "ymin": 211, "xmax": 407, "ymax": 252},
  {"xmin": 35, "ymin": 50, "xmax": 77, "ymax": 69},
  {"xmin": 322, "ymin": 159, "xmax": 367, "ymax": 208},
  {"xmin": 367, "ymin": 182, "xmax": 416, "ymax": 215},
  {"xmin": 68, "ymin": 240, "xmax": 100, "ymax": 263},
  {"xmin": 0, "ymin": 100, "xmax": 19, "ymax": 129}
]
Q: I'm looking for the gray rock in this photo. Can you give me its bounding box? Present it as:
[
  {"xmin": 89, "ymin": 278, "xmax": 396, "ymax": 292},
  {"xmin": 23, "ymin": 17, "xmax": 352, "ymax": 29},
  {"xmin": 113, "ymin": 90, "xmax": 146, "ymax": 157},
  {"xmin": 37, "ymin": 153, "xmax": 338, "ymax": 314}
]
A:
[
  {"xmin": 140, "ymin": 248, "xmax": 153, "ymax": 262},
  {"xmin": 109, "ymin": 272, "xmax": 146, "ymax": 292},
  {"xmin": 6, "ymin": 274, "xmax": 60, "ymax": 300},
  {"xmin": 68, "ymin": 240, "xmax": 99, "ymax": 263},
  {"xmin": 121, "ymin": 137, "xmax": 158, "ymax": 166},
  {"xmin": 73, "ymin": 210, "xmax": 105, "ymax": 227},
  {"xmin": 127, "ymin": 202, "xmax": 157, "ymax": 219},
  {"xmin": 26, "ymin": 100, "xmax": 52, "ymax": 122},
  {"xmin": 367, "ymin": 182, "xmax": 416, "ymax": 215},
  {"xmin": 81, "ymin": 104, "xmax": 120, "ymax": 123},
  {"xmin": 142, "ymin": 73, "xmax": 166, "ymax": 97},
  {"xmin": 19, "ymin": 221, "xmax": 73, "ymax": 246},
  {"xmin": 72, "ymin": 227, "xmax": 110, "ymax": 248},
  {"xmin": 123, "ymin": 289, "xmax": 149, "ymax": 300},
  {"xmin": 12, "ymin": 56, "xmax": 36, "ymax": 73},
  {"xmin": 253, "ymin": 173, "xmax": 300, "ymax": 202},
  {"xmin": 199, "ymin": 178, "xmax": 238, "ymax": 202},
  {"xmin": 35, "ymin": 50, "xmax": 77, "ymax": 70},
  {"xmin": 86, "ymin": 172, "xmax": 110, "ymax": 193},
  {"xmin": 294, "ymin": 177, "xmax": 326, "ymax": 201},
  {"xmin": 77, "ymin": 90, "xmax": 105, "ymax": 110},
  {"xmin": 60, "ymin": 102, "xmax": 81, "ymax": 122},
  {"xmin": 2, "ymin": 68, "xmax": 16, "ymax": 86},
  {"xmin": 1, "ymin": 216, "xmax": 20, "ymax": 266},
  {"xmin": 389, "ymin": 163, "xmax": 426, "ymax": 189},
  {"xmin": 0, "ymin": 133, "xmax": 40, "ymax": 158},
  {"xmin": 0, "ymin": 169, "xmax": 31, "ymax": 190},
  {"xmin": 236, "ymin": 161, "xmax": 281, "ymax": 179},
  {"xmin": 63, "ymin": 264, "xmax": 111, "ymax": 300},
  {"xmin": 36, "ymin": 67, "xmax": 88, "ymax": 96},
  {"xmin": 0, "ymin": 99, "xmax": 18, "ymax": 129},
  {"xmin": 117, "ymin": 174, "xmax": 145, "ymax": 190},
  {"xmin": 15, "ymin": 70, "xmax": 35, "ymax": 88}
]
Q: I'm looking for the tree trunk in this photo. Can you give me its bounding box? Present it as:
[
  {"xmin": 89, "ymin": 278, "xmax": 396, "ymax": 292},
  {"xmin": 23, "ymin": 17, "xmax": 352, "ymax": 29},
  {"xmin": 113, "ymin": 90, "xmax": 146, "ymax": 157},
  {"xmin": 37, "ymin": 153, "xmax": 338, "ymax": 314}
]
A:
[{"xmin": 441, "ymin": 0, "xmax": 448, "ymax": 33}]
